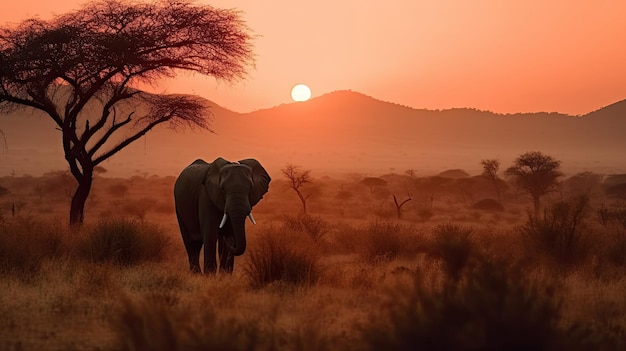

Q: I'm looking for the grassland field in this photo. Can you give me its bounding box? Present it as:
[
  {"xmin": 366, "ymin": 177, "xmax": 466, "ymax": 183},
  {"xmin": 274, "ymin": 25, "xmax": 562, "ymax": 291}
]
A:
[{"xmin": 1, "ymin": 169, "xmax": 626, "ymax": 350}]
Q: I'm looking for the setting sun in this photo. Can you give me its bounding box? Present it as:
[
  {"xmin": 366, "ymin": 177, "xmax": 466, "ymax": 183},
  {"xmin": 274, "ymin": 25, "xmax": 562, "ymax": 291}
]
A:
[{"xmin": 290, "ymin": 84, "xmax": 311, "ymax": 102}]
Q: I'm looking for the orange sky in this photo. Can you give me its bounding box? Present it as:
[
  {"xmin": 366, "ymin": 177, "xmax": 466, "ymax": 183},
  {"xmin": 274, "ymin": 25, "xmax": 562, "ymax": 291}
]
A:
[{"xmin": 3, "ymin": 1, "xmax": 626, "ymax": 115}]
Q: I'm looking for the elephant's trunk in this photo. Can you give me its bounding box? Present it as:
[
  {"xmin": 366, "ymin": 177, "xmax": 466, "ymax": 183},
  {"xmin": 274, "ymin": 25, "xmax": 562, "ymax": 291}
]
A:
[
  {"xmin": 224, "ymin": 192, "xmax": 250, "ymax": 256},
  {"xmin": 229, "ymin": 214, "xmax": 247, "ymax": 256}
]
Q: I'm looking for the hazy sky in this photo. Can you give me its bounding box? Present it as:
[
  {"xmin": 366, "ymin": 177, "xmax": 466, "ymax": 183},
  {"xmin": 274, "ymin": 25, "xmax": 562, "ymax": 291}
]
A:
[{"xmin": 3, "ymin": 0, "xmax": 626, "ymax": 115}]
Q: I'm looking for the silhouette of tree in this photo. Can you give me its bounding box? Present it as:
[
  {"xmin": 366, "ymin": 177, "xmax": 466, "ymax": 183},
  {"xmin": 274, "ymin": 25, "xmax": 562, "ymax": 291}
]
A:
[
  {"xmin": 282, "ymin": 163, "xmax": 313, "ymax": 214},
  {"xmin": 392, "ymin": 193, "xmax": 412, "ymax": 219},
  {"xmin": 361, "ymin": 177, "xmax": 388, "ymax": 198},
  {"xmin": 480, "ymin": 159, "xmax": 502, "ymax": 203},
  {"xmin": 0, "ymin": 0, "xmax": 254, "ymax": 225},
  {"xmin": 505, "ymin": 151, "xmax": 563, "ymax": 217}
]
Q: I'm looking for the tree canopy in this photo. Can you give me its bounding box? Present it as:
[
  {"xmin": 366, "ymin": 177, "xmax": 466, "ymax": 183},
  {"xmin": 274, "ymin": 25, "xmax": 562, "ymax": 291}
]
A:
[
  {"xmin": 0, "ymin": 0, "xmax": 255, "ymax": 224},
  {"xmin": 282, "ymin": 163, "xmax": 313, "ymax": 214},
  {"xmin": 505, "ymin": 151, "xmax": 562, "ymax": 216}
]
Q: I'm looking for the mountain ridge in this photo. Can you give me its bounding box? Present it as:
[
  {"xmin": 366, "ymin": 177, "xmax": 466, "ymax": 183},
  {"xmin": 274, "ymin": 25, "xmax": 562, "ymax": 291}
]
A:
[{"xmin": 1, "ymin": 90, "xmax": 625, "ymax": 177}]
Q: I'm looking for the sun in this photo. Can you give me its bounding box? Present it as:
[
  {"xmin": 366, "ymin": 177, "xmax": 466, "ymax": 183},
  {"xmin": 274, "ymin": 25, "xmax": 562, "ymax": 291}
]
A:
[{"xmin": 291, "ymin": 84, "xmax": 311, "ymax": 102}]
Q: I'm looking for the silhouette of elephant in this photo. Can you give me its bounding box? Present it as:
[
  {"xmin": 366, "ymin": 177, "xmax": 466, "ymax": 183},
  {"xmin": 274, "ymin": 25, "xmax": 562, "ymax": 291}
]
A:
[{"xmin": 174, "ymin": 157, "xmax": 271, "ymax": 274}]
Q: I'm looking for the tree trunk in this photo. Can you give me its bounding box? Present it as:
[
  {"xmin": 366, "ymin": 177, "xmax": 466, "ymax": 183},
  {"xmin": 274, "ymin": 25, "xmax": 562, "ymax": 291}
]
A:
[
  {"xmin": 296, "ymin": 190, "xmax": 308, "ymax": 214},
  {"xmin": 532, "ymin": 195, "xmax": 540, "ymax": 218},
  {"xmin": 69, "ymin": 173, "xmax": 93, "ymax": 226}
]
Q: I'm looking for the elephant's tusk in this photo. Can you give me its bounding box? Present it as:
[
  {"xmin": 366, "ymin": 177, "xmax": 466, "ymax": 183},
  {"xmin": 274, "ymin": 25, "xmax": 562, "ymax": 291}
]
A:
[
  {"xmin": 219, "ymin": 213, "xmax": 228, "ymax": 228},
  {"xmin": 248, "ymin": 212, "xmax": 257, "ymax": 225}
]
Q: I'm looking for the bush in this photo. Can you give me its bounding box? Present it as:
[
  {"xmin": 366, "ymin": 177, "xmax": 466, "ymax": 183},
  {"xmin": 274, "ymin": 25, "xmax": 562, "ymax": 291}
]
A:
[
  {"xmin": 471, "ymin": 198, "xmax": 504, "ymax": 211},
  {"xmin": 519, "ymin": 196, "xmax": 590, "ymax": 266},
  {"xmin": 282, "ymin": 214, "xmax": 330, "ymax": 243},
  {"xmin": 598, "ymin": 203, "xmax": 626, "ymax": 229},
  {"xmin": 0, "ymin": 217, "xmax": 67, "ymax": 278},
  {"xmin": 244, "ymin": 226, "xmax": 322, "ymax": 288},
  {"xmin": 360, "ymin": 257, "xmax": 586, "ymax": 351},
  {"xmin": 79, "ymin": 219, "xmax": 169, "ymax": 266},
  {"xmin": 416, "ymin": 207, "xmax": 434, "ymax": 221},
  {"xmin": 113, "ymin": 296, "xmax": 263, "ymax": 351},
  {"xmin": 358, "ymin": 221, "xmax": 418, "ymax": 263},
  {"xmin": 431, "ymin": 224, "xmax": 474, "ymax": 280}
]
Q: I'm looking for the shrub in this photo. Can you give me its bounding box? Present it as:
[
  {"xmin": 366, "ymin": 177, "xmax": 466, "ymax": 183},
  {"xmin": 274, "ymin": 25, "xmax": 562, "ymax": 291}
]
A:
[
  {"xmin": 519, "ymin": 196, "xmax": 590, "ymax": 266},
  {"xmin": 108, "ymin": 183, "xmax": 129, "ymax": 198},
  {"xmin": 598, "ymin": 203, "xmax": 626, "ymax": 229},
  {"xmin": 79, "ymin": 219, "xmax": 169, "ymax": 266},
  {"xmin": 358, "ymin": 221, "xmax": 418, "ymax": 263},
  {"xmin": 431, "ymin": 224, "xmax": 474, "ymax": 280},
  {"xmin": 282, "ymin": 214, "xmax": 330, "ymax": 243},
  {"xmin": 113, "ymin": 297, "xmax": 263, "ymax": 351},
  {"xmin": 416, "ymin": 207, "xmax": 434, "ymax": 221},
  {"xmin": 123, "ymin": 197, "xmax": 157, "ymax": 222},
  {"xmin": 244, "ymin": 226, "xmax": 322, "ymax": 288},
  {"xmin": 471, "ymin": 198, "xmax": 504, "ymax": 211},
  {"xmin": 0, "ymin": 184, "xmax": 9, "ymax": 197},
  {"xmin": 360, "ymin": 257, "xmax": 585, "ymax": 351},
  {"xmin": 0, "ymin": 217, "xmax": 67, "ymax": 278}
]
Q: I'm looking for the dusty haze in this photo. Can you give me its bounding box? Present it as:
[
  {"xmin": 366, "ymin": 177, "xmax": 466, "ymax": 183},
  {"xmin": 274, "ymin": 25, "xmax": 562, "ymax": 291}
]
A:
[{"xmin": 1, "ymin": 90, "xmax": 625, "ymax": 178}]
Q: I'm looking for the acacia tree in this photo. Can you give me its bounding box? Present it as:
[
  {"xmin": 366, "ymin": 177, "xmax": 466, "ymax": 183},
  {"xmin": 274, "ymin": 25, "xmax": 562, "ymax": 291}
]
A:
[
  {"xmin": 480, "ymin": 159, "xmax": 502, "ymax": 203},
  {"xmin": 282, "ymin": 163, "xmax": 313, "ymax": 214},
  {"xmin": 0, "ymin": 0, "xmax": 254, "ymax": 224},
  {"xmin": 361, "ymin": 177, "xmax": 388, "ymax": 199},
  {"xmin": 505, "ymin": 151, "xmax": 562, "ymax": 217}
]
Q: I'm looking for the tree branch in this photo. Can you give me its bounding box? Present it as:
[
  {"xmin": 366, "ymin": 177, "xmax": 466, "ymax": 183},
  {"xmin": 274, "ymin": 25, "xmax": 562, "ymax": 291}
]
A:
[
  {"xmin": 87, "ymin": 112, "xmax": 134, "ymax": 157},
  {"xmin": 92, "ymin": 112, "xmax": 173, "ymax": 165}
]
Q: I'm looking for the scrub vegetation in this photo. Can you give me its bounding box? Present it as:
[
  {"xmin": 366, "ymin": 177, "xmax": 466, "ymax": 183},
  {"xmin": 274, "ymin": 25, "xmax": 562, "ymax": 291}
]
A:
[{"xmin": 1, "ymin": 154, "xmax": 626, "ymax": 350}]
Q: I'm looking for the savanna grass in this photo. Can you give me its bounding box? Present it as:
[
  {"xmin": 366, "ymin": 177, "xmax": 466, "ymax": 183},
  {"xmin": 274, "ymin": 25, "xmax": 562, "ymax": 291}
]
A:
[
  {"xmin": 357, "ymin": 220, "xmax": 420, "ymax": 263},
  {"xmin": 79, "ymin": 218, "xmax": 170, "ymax": 266},
  {"xmin": 0, "ymin": 217, "xmax": 67, "ymax": 279},
  {"xmin": 359, "ymin": 256, "xmax": 587, "ymax": 351},
  {"xmin": 519, "ymin": 196, "xmax": 590, "ymax": 267},
  {"xmin": 281, "ymin": 213, "xmax": 330, "ymax": 243},
  {"xmin": 113, "ymin": 296, "xmax": 264, "ymax": 351},
  {"xmin": 244, "ymin": 226, "xmax": 322, "ymax": 288},
  {"xmin": 431, "ymin": 223, "xmax": 474, "ymax": 280}
]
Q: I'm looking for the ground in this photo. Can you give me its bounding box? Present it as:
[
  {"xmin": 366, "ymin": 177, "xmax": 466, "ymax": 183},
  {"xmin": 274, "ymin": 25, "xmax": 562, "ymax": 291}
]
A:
[{"xmin": 0, "ymin": 169, "xmax": 625, "ymax": 350}]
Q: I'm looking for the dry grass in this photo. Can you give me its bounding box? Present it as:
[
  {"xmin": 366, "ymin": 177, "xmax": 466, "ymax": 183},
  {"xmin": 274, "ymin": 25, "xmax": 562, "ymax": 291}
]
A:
[
  {"xmin": 244, "ymin": 226, "xmax": 323, "ymax": 288},
  {"xmin": 79, "ymin": 218, "xmax": 170, "ymax": 266},
  {"xmin": 1, "ymin": 172, "xmax": 626, "ymax": 350}
]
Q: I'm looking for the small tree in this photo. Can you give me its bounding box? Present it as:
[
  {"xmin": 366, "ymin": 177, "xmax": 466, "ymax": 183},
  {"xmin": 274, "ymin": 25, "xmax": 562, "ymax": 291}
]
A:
[
  {"xmin": 282, "ymin": 163, "xmax": 313, "ymax": 214},
  {"xmin": 392, "ymin": 193, "xmax": 412, "ymax": 219},
  {"xmin": 0, "ymin": 0, "xmax": 254, "ymax": 225},
  {"xmin": 362, "ymin": 177, "xmax": 388, "ymax": 198},
  {"xmin": 505, "ymin": 151, "xmax": 563, "ymax": 217},
  {"xmin": 480, "ymin": 159, "xmax": 502, "ymax": 203}
]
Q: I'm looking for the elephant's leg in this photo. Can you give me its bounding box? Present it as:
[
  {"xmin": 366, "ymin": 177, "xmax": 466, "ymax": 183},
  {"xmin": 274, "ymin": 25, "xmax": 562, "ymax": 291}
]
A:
[
  {"xmin": 218, "ymin": 235, "xmax": 235, "ymax": 273},
  {"xmin": 204, "ymin": 230, "xmax": 217, "ymax": 274},
  {"xmin": 186, "ymin": 240, "xmax": 202, "ymax": 273},
  {"xmin": 176, "ymin": 215, "xmax": 202, "ymax": 273}
]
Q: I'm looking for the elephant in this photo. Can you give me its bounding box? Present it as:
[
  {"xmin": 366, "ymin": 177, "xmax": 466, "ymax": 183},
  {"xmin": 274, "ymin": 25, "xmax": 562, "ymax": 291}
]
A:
[{"xmin": 174, "ymin": 157, "xmax": 271, "ymax": 274}]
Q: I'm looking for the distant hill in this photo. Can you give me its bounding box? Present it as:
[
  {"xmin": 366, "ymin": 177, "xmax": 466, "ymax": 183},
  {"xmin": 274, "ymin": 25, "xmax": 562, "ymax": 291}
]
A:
[{"xmin": 1, "ymin": 90, "xmax": 625, "ymax": 177}]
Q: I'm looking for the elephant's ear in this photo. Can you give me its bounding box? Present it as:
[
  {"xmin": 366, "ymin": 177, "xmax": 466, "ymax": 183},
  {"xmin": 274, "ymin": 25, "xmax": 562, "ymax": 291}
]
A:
[
  {"xmin": 239, "ymin": 159, "xmax": 271, "ymax": 207},
  {"xmin": 205, "ymin": 157, "xmax": 230, "ymax": 211}
]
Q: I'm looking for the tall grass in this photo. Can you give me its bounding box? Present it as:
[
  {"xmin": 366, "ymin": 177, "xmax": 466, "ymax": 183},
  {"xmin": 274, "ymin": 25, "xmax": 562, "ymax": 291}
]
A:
[
  {"xmin": 244, "ymin": 226, "xmax": 322, "ymax": 288},
  {"xmin": 360, "ymin": 256, "xmax": 588, "ymax": 351},
  {"xmin": 520, "ymin": 196, "xmax": 590, "ymax": 266},
  {"xmin": 357, "ymin": 221, "xmax": 420, "ymax": 263},
  {"xmin": 79, "ymin": 218, "xmax": 170, "ymax": 266},
  {"xmin": 282, "ymin": 214, "xmax": 330, "ymax": 243},
  {"xmin": 0, "ymin": 217, "xmax": 170, "ymax": 281},
  {"xmin": 114, "ymin": 296, "xmax": 264, "ymax": 351},
  {"xmin": 431, "ymin": 223, "xmax": 474, "ymax": 280},
  {"xmin": 0, "ymin": 217, "xmax": 67, "ymax": 279}
]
